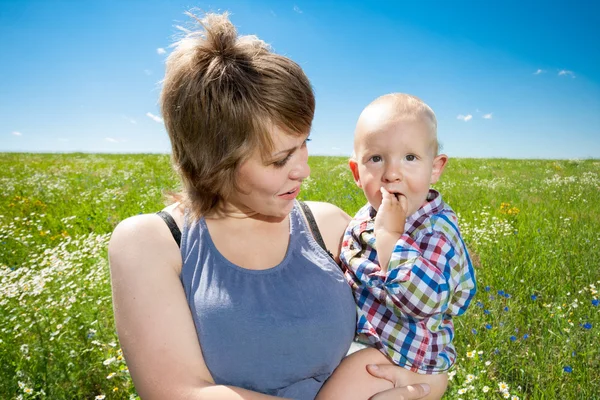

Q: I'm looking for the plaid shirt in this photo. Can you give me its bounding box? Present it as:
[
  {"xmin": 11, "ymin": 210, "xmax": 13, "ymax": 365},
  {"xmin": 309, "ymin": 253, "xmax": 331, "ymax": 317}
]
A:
[{"xmin": 341, "ymin": 190, "xmax": 476, "ymax": 374}]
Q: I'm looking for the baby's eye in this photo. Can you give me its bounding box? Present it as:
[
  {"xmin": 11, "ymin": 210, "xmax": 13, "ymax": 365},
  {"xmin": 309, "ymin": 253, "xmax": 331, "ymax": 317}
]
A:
[
  {"xmin": 405, "ymin": 154, "xmax": 416, "ymax": 162},
  {"xmin": 370, "ymin": 155, "xmax": 382, "ymax": 163}
]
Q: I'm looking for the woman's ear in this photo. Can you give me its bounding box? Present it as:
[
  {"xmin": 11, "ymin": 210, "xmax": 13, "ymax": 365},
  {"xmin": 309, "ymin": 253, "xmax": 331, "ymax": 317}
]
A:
[
  {"xmin": 430, "ymin": 154, "xmax": 448, "ymax": 184},
  {"xmin": 348, "ymin": 158, "xmax": 362, "ymax": 188}
]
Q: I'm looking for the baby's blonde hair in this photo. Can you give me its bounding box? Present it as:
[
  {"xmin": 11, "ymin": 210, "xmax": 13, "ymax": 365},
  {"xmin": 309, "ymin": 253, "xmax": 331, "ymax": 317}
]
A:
[{"xmin": 365, "ymin": 93, "xmax": 439, "ymax": 154}]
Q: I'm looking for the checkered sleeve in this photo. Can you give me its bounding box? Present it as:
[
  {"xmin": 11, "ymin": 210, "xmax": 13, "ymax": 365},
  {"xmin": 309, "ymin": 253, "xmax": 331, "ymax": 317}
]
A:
[{"xmin": 343, "ymin": 212, "xmax": 476, "ymax": 321}]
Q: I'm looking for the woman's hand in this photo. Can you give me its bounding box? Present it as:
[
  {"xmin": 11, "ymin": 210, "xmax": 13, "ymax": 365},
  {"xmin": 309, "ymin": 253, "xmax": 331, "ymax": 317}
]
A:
[{"xmin": 367, "ymin": 364, "xmax": 430, "ymax": 400}]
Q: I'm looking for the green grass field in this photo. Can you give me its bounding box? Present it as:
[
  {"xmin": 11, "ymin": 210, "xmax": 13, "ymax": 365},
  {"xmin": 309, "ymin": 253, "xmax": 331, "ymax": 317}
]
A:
[{"xmin": 1, "ymin": 153, "xmax": 598, "ymax": 399}]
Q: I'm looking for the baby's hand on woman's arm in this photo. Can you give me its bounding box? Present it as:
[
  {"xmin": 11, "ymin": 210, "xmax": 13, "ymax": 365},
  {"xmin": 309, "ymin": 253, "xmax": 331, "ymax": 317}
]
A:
[{"xmin": 374, "ymin": 188, "xmax": 408, "ymax": 273}]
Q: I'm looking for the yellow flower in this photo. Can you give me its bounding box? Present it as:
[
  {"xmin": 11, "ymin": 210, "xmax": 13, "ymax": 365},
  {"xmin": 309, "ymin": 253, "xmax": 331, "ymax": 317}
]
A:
[
  {"xmin": 466, "ymin": 351, "xmax": 475, "ymax": 358},
  {"xmin": 113, "ymin": 387, "xmax": 119, "ymax": 392}
]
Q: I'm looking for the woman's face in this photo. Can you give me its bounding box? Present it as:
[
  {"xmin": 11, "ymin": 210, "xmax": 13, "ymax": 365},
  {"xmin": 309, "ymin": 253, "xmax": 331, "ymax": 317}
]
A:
[{"xmin": 228, "ymin": 126, "xmax": 311, "ymax": 219}]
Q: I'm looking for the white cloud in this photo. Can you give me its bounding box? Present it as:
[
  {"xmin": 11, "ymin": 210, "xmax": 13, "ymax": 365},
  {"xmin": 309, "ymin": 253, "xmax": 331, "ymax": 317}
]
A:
[
  {"xmin": 146, "ymin": 112, "xmax": 164, "ymax": 123},
  {"xmin": 123, "ymin": 115, "xmax": 137, "ymax": 124},
  {"xmin": 457, "ymin": 114, "xmax": 473, "ymax": 122},
  {"xmin": 156, "ymin": 48, "xmax": 166, "ymax": 55},
  {"xmin": 105, "ymin": 137, "xmax": 127, "ymax": 143},
  {"xmin": 293, "ymin": 5, "xmax": 303, "ymax": 13},
  {"xmin": 175, "ymin": 25, "xmax": 188, "ymax": 33},
  {"xmin": 483, "ymin": 113, "xmax": 493, "ymax": 119},
  {"xmin": 558, "ymin": 70, "xmax": 575, "ymax": 78},
  {"xmin": 534, "ymin": 69, "xmax": 546, "ymax": 75},
  {"xmin": 11, "ymin": 131, "xmax": 22, "ymax": 136}
]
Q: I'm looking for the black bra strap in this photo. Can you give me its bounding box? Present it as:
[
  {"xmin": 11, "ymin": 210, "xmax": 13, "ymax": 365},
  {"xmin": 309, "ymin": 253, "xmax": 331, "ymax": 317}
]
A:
[
  {"xmin": 298, "ymin": 201, "xmax": 335, "ymax": 260},
  {"xmin": 157, "ymin": 211, "xmax": 181, "ymax": 248}
]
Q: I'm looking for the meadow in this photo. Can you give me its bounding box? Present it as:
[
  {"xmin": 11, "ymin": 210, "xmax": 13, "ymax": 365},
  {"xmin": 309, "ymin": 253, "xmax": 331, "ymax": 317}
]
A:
[{"xmin": 0, "ymin": 153, "xmax": 598, "ymax": 400}]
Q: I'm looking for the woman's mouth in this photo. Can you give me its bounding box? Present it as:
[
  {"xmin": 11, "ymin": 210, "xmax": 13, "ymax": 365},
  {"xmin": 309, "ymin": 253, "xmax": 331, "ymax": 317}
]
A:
[{"xmin": 278, "ymin": 186, "xmax": 300, "ymax": 200}]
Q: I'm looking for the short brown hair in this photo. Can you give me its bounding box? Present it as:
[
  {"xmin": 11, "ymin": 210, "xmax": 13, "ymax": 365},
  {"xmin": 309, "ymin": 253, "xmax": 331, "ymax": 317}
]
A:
[{"xmin": 160, "ymin": 11, "xmax": 315, "ymax": 218}]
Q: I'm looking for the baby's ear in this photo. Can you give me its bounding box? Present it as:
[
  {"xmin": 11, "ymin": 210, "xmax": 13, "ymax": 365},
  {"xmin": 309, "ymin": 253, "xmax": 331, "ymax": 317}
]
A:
[
  {"xmin": 348, "ymin": 158, "xmax": 362, "ymax": 188},
  {"xmin": 430, "ymin": 154, "xmax": 448, "ymax": 184}
]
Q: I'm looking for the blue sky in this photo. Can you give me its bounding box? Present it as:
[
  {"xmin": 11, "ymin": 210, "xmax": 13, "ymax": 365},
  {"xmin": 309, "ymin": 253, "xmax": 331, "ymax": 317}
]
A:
[{"xmin": 1, "ymin": 0, "xmax": 599, "ymax": 159}]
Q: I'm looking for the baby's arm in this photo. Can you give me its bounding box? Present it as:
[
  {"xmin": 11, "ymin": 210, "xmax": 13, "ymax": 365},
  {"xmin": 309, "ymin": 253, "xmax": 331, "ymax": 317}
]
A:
[
  {"xmin": 316, "ymin": 348, "xmax": 447, "ymax": 400},
  {"xmin": 346, "ymin": 214, "xmax": 475, "ymax": 320},
  {"xmin": 374, "ymin": 188, "xmax": 407, "ymax": 273}
]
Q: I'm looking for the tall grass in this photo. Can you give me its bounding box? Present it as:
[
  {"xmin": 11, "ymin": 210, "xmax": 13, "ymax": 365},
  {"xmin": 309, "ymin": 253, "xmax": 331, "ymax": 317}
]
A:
[{"xmin": 1, "ymin": 153, "xmax": 598, "ymax": 399}]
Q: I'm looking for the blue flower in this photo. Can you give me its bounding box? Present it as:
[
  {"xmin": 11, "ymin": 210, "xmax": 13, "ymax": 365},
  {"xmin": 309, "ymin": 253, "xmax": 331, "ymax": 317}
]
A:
[
  {"xmin": 504, "ymin": 293, "xmax": 511, "ymax": 298},
  {"xmin": 510, "ymin": 335, "xmax": 517, "ymax": 342},
  {"xmin": 583, "ymin": 322, "xmax": 592, "ymax": 330},
  {"xmin": 485, "ymin": 324, "xmax": 492, "ymax": 330},
  {"xmin": 504, "ymin": 306, "xmax": 509, "ymax": 312},
  {"xmin": 494, "ymin": 348, "xmax": 500, "ymax": 355},
  {"xmin": 471, "ymin": 328, "xmax": 477, "ymax": 335},
  {"xmin": 476, "ymin": 301, "xmax": 484, "ymax": 308},
  {"xmin": 572, "ymin": 351, "xmax": 576, "ymax": 357},
  {"xmin": 484, "ymin": 309, "xmax": 491, "ymax": 315},
  {"xmin": 592, "ymin": 299, "xmax": 599, "ymax": 307},
  {"xmin": 489, "ymin": 295, "xmax": 496, "ymax": 300},
  {"xmin": 498, "ymin": 290, "xmax": 505, "ymax": 296},
  {"xmin": 523, "ymin": 334, "xmax": 529, "ymax": 339},
  {"xmin": 485, "ymin": 286, "xmax": 491, "ymax": 292},
  {"xmin": 563, "ymin": 366, "xmax": 573, "ymax": 373},
  {"xmin": 531, "ymin": 294, "xmax": 537, "ymax": 301}
]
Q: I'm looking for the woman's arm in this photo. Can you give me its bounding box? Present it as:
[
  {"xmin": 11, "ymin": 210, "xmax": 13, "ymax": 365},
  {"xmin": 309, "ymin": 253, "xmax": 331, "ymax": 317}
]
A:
[{"xmin": 108, "ymin": 214, "xmax": 286, "ymax": 400}]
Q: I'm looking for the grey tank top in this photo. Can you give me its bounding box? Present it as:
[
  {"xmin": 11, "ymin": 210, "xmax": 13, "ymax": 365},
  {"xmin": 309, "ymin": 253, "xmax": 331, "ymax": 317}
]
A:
[{"xmin": 179, "ymin": 201, "xmax": 356, "ymax": 399}]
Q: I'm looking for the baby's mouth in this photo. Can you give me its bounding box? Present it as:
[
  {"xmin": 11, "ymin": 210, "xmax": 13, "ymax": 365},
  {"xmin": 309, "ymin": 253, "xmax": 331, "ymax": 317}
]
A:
[{"xmin": 388, "ymin": 191, "xmax": 401, "ymax": 201}]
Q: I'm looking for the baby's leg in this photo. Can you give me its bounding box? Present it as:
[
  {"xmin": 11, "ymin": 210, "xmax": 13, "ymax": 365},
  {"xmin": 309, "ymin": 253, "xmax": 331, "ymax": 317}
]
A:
[{"xmin": 317, "ymin": 348, "xmax": 447, "ymax": 400}]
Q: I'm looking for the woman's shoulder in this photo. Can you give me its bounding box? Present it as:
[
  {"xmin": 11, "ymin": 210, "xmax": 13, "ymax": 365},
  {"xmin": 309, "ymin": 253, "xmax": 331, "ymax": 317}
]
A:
[
  {"xmin": 302, "ymin": 201, "xmax": 351, "ymax": 260},
  {"xmin": 108, "ymin": 207, "xmax": 184, "ymax": 275},
  {"xmin": 303, "ymin": 201, "xmax": 350, "ymax": 223}
]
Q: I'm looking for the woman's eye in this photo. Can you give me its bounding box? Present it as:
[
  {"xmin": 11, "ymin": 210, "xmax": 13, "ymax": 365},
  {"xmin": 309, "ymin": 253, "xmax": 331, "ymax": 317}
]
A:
[
  {"xmin": 405, "ymin": 155, "xmax": 416, "ymax": 161},
  {"xmin": 273, "ymin": 154, "xmax": 292, "ymax": 168},
  {"xmin": 370, "ymin": 155, "xmax": 382, "ymax": 163}
]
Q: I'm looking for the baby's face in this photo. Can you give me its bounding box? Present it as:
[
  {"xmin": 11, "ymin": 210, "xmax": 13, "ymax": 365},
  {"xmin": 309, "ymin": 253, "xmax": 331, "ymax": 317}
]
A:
[{"xmin": 351, "ymin": 113, "xmax": 441, "ymax": 216}]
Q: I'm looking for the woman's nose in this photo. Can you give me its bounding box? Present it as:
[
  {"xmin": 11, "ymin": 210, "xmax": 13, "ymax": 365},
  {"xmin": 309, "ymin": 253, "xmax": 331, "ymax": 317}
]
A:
[{"xmin": 290, "ymin": 149, "xmax": 310, "ymax": 180}]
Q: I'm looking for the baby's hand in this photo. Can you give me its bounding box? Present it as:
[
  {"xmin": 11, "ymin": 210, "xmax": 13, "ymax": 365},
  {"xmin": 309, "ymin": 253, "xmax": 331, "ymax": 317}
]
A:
[{"xmin": 374, "ymin": 187, "xmax": 407, "ymax": 237}]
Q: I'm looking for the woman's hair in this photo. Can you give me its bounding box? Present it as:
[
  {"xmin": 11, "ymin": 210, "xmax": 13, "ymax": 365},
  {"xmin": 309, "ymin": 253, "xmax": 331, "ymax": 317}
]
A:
[{"xmin": 160, "ymin": 11, "xmax": 315, "ymax": 218}]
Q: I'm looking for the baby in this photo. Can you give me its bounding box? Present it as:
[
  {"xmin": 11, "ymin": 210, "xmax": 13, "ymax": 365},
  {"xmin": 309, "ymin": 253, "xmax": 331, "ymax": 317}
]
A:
[{"xmin": 318, "ymin": 93, "xmax": 476, "ymax": 400}]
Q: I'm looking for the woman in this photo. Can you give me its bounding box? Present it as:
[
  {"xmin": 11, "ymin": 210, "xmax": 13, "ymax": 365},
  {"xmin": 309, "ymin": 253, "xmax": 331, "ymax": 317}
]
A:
[{"xmin": 108, "ymin": 11, "xmax": 430, "ymax": 400}]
